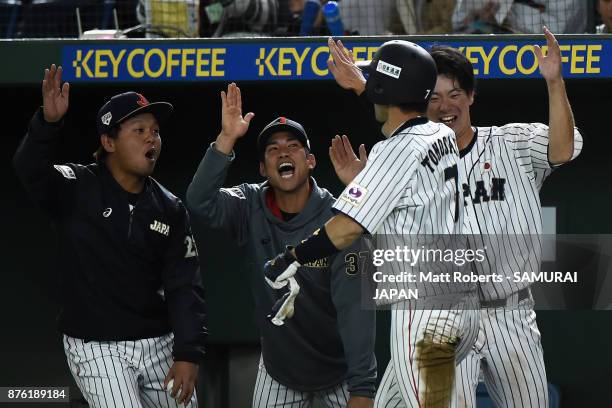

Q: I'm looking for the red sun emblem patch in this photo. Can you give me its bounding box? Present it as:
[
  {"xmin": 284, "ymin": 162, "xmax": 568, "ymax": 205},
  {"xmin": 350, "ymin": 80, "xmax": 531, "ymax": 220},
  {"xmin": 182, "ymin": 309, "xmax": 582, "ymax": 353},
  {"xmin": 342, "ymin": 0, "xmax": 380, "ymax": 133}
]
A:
[{"xmin": 136, "ymin": 93, "xmax": 149, "ymax": 107}]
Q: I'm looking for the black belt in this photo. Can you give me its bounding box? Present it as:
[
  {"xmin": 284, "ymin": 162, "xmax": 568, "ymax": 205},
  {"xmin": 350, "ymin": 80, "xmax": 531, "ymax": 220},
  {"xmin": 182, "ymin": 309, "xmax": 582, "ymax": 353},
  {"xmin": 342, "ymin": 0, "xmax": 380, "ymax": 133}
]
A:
[{"xmin": 480, "ymin": 287, "xmax": 531, "ymax": 308}]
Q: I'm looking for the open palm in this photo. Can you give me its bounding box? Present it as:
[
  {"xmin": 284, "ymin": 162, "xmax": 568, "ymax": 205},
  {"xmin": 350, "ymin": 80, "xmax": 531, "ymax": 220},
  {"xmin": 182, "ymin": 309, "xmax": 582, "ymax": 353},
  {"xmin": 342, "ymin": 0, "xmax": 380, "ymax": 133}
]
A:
[
  {"xmin": 42, "ymin": 64, "xmax": 70, "ymax": 122},
  {"xmin": 220, "ymin": 82, "xmax": 254, "ymax": 140},
  {"xmin": 329, "ymin": 135, "xmax": 367, "ymax": 186},
  {"xmin": 534, "ymin": 26, "xmax": 562, "ymax": 82}
]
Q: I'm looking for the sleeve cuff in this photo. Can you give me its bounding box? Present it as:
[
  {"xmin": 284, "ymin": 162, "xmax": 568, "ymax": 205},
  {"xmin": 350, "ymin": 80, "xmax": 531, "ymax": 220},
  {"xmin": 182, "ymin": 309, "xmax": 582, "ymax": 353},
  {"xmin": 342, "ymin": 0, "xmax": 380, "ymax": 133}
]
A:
[
  {"xmin": 36, "ymin": 107, "xmax": 63, "ymax": 127},
  {"xmin": 30, "ymin": 108, "xmax": 63, "ymax": 139},
  {"xmin": 348, "ymin": 388, "xmax": 376, "ymax": 399},
  {"xmin": 173, "ymin": 350, "xmax": 204, "ymax": 364},
  {"xmin": 210, "ymin": 142, "xmax": 235, "ymax": 161}
]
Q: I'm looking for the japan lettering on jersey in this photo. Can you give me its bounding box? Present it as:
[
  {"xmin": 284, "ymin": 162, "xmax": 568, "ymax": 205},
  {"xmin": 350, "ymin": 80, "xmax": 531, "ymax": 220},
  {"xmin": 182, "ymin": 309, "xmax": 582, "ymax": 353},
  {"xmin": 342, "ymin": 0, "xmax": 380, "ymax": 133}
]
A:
[{"xmin": 459, "ymin": 123, "xmax": 583, "ymax": 300}]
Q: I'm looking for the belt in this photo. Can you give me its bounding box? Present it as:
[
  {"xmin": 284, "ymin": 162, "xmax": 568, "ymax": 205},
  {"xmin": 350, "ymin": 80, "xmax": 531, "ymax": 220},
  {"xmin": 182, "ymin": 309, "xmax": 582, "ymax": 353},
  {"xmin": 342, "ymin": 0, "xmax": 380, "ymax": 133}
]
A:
[{"xmin": 480, "ymin": 287, "xmax": 531, "ymax": 308}]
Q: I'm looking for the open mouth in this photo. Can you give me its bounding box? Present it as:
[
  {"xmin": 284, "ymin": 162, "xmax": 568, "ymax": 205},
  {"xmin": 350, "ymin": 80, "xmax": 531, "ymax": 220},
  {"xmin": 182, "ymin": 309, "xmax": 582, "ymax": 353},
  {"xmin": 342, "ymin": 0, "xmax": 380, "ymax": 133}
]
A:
[
  {"xmin": 145, "ymin": 147, "xmax": 157, "ymax": 162},
  {"xmin": 440, "ymin": 115, "xmax": 457, "ymax": 127},
  {"xmin": 277, "ymin": 162, "xmax": 295, "ymax": 179}
]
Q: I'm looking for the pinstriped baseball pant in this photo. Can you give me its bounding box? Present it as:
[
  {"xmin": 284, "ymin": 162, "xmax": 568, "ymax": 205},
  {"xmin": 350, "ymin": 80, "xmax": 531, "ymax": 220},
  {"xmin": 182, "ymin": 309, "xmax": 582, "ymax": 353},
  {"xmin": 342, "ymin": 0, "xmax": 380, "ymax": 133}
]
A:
[
  {"xmin": 375, "ymin": 295, "xmax": 480, "ymax": 408},
  {"xmin": 455, "ymin": 298, "xmax": 548, "ymax": 408},
  {"xmin": 63, "ymin": 334, "xmax": 197, "ymax": 408},
  {"xmin": 252, "ymin": 356, "xmax": 350, "ymax": 408}
]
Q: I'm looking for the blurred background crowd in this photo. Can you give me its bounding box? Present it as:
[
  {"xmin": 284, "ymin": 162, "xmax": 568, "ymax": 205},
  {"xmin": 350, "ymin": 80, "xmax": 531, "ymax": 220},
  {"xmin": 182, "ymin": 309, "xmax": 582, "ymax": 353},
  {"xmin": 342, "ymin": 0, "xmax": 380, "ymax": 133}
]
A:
[{"xmin": 0, "ymin": 0, "xmax": 609, "ymax": 40}]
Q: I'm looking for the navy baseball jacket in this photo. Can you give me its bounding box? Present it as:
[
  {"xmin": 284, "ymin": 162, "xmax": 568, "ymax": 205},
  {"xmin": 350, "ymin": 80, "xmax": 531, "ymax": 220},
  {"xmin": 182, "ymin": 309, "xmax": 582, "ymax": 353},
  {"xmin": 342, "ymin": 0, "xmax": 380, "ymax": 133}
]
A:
[
  {"xmin": 13, "ymin": 109, "xmax": 207, "ymax": 363},
  {"xmin": 186, "ymin": 143, "xmax": 377, "ymax": 397}
]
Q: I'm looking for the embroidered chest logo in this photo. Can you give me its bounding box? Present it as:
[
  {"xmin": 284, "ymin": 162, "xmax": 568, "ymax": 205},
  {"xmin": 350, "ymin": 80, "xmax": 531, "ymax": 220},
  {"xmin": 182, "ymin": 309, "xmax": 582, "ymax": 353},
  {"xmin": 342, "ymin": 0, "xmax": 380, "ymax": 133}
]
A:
[
  {"xmin": 303, "ymin": 258, "xmax": 329, "ymax": 268},
  {"xmin": 102, "ymin": 208, "xmax": 113, "ymax": 218},
  {"xmin": 150, "ymin": 220, "xmax": 170, "ymax": 236}
]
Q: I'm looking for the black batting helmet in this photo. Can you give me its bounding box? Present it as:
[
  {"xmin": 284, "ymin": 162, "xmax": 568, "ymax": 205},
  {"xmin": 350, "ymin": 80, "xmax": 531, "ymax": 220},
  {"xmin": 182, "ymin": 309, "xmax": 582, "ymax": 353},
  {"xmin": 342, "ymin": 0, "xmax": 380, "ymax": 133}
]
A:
[{"xmin": 357, "ymin": 40, "xmax": 437, "ymax": 106}]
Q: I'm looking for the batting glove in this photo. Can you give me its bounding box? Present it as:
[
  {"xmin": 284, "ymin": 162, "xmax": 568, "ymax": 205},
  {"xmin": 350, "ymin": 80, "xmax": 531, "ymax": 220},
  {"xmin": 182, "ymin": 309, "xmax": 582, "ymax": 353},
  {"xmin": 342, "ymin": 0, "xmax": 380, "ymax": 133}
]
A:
[
  {"xmin": 267, "ymin": 277, "xmax": 300, "ymax": 326},
  {"xmin": 264, "ymin": 247, "xmax": 301, "ymax": 290}
]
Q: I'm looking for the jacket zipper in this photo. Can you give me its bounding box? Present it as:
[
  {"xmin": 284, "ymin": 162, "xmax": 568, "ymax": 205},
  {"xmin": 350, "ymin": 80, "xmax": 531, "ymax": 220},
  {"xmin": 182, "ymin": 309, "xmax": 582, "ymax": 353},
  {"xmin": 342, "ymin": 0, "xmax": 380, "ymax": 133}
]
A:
[
  {"xmin": 127, "ymin": 185, "xmax": 146, "ymax": 238},
  {"xmin": 128, "ymin": 208, "xmax": 134, "ymax": 238}
]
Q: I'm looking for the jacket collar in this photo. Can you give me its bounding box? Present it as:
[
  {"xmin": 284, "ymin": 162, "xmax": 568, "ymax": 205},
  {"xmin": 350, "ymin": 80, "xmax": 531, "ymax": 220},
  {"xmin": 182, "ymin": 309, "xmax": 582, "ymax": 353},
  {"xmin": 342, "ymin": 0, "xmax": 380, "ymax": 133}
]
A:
[
  {"xmin": 259, "ymin": 177, "xmax": 331, "ymax": 228},
  {"xmin": 97, "ymin": 160, "xmax": 152, "ymax": 196}
]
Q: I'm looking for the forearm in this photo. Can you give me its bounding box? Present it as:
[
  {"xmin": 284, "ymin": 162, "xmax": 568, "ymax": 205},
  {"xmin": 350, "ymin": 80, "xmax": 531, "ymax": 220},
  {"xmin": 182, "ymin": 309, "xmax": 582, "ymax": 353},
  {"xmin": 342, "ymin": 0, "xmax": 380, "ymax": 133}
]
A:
[
  {"xmin": 343, "ymin": 326, "xmax": 376, "ymax": 398},
  {"xmin": 353, "ymin": 80, "xmax": 366, "ymax": 96},
  {"xmin": 14, "ymin": 109, "xmax": 61, "ymax": 179},
  {"xmin": 546, "ymin": 78, "xmax": 575, "ymax": 165},
  {"xmin": 213, "ymin": 132, "xmax": 238, "ymax": 155},
  {"xmin": 331, "ymin": 241, "xmax": 377, "ymax": 398},
  {"xmin": 166, "ymin": 278, "xmax": 208, "ymax": 363},
  {"xmin": 291, "ymin": 214, "xmax": 363, "ymax": 265},
  {"xmin": 326, "ymin": 214, "xmax": 363, "ymax": 250},
  {"xmin": 168, "ymin": 292, "xmax": 207, "ymax": 362},
  {"xmin": 185, "ymin": 144, "xmax": 234, "ymax": 222}
]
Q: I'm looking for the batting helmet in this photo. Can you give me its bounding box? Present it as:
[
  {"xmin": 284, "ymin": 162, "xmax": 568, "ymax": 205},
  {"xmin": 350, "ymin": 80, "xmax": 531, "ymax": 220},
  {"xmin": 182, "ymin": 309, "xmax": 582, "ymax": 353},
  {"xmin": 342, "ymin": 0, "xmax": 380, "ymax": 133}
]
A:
[{"xmin": 357, "ymin": 40, "xmax": 437, "ymax": 106}]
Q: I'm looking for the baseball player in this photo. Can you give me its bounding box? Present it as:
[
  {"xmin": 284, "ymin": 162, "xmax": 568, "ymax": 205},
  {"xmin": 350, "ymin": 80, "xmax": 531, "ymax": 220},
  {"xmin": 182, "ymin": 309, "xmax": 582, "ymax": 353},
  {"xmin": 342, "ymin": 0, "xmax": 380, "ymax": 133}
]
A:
[
  {"xmin": 326, "ymin": 26, "xmax": 582, "ymax": 407},
  {"xmin": 263, "ymin": 41, "xmax": 481, "ymax": 407},
  {"xmin": 13, "ymin": 64, "xmax": 207, "ymax": 407},
  {"xmin": 185, "ymin": 83, "xmax": 377, "ymax": 407}
]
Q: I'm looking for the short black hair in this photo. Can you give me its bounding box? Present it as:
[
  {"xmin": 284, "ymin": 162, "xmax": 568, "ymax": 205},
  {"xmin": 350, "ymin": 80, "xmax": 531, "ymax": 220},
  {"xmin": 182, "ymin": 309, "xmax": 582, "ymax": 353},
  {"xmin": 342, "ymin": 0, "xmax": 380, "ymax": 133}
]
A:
[
  {"xmin": 430, "ymin": 46, "xmax": 476, "ymax": 95},
  {"xmin": 396, "ymin": 101, "xmax": 429, "ymax": 115},
  {"xmin": 93, "ymin": 124, "xmax": 121, "ymax": 162}
]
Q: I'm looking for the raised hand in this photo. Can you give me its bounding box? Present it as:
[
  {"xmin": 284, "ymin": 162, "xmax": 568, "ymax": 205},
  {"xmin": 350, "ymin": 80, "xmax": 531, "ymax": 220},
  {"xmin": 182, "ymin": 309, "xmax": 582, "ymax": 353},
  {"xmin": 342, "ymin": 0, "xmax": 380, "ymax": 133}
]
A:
[
  {"xmin": 329, "ymin": 135, "xmax": 367, "ymax": 186},
  {"xmin": 327, "ymin": 38, "xmax": 367, "ymax": 95},
  {"xmin": 220, "ymin": 82, "xmax": 255, "ymax": 140},
  {"xmin": 42, "ymin": 64, "xmax": 70, "ymax": 123},
  {"xmin": 534, "ymin": 26, "xmax": 563, "ymax": 83}
]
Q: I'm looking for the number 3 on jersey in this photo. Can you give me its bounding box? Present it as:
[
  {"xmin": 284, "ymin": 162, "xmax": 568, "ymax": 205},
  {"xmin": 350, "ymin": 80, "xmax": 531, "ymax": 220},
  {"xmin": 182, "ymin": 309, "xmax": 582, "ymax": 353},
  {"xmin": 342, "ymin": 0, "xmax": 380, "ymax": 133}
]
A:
[
  {"xmin": 345, "ymin": 251, "xmax": 368, "ymax": 276},
  {"xmin": 444, "ymin": 164, "xmax": 459, "ymax": 223}
]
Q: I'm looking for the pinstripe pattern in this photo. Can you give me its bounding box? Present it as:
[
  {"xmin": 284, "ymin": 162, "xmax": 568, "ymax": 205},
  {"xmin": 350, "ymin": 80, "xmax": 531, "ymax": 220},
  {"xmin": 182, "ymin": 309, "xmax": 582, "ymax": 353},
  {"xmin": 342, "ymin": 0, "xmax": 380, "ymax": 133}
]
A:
[
  {"xmin": 455, "ymin": 123, "xmax": 583, "ymax": 407},
  {"xmin": 375, "ymin": 298, "xmax": 479, "ymax": 408},
  {"xmin": 455, "ymin": 299, "xmax": 548, "ymax": 408},
  {"xmin": 332, "ymin": 120, "xmax": 484, "ymax": 406},
  {"xmin": 460, "ymin": 124, "xmax": 583, "ymax": 300},
  {"xmin": 333, "ymin": 121, "xmax": 475, "ymax": 301},
  {"xmin": 334, "ymin": 122, "xmax": 462, "ymax": 238},
  {"xmin": 63, "ymin": 334, "xmax": 197, "ymax": 408},
  {"xmin": 252, "ymin": 356, "xmax": 349, "ymax": 408}
]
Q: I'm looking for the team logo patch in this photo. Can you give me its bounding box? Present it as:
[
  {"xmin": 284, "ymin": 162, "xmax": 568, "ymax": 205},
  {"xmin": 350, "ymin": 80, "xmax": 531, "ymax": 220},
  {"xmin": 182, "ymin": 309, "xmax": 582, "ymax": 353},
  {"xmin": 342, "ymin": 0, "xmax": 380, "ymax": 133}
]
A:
[
  {"xmin": 150, "ymin": 220, "xmax": 170, "ymax": 236},
  {"xmin": 136, "ymin": 93, "xmax": 149, "ymax": 107},
  {"xmin": 53, "ymin": 165, "xmax": 76, "ymax": 179},
  {"xmin": 376, "ymin": 60, "xmax": 402, "ymax": 79},
  {"xmin": 340, "ymin": 182, "xmax": 368, "ymax": 207},
  {"xmin": 102, "ymin": 208, "xmax": 112, "ymax": 218},
  {"xmin": 101, "ymin": 111, "xmax": 112, "ymax": 125}
]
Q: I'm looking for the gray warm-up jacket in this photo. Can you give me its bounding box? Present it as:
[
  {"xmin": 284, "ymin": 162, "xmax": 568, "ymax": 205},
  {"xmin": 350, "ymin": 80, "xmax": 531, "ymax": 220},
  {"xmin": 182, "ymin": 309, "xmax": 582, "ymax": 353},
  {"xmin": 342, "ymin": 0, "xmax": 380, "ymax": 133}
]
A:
[{"xmin": 186, "ymin": 143, "xmax": 376, "ymax": 397}]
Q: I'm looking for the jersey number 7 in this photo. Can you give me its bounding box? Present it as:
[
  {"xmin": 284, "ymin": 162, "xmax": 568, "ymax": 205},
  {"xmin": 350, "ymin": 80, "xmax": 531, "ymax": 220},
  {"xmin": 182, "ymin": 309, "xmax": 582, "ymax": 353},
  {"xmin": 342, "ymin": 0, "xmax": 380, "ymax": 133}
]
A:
[{"xmin": 444, "ymin": 164, "xmax": 459, "ymax": 223}]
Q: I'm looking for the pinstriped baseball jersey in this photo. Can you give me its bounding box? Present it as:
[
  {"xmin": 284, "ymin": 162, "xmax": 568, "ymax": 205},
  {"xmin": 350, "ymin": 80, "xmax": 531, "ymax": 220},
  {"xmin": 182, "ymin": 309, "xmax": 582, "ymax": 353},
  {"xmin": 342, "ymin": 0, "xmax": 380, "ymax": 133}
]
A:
[
  {"xmin": 459, "ymin": 123, "xmax": 583, "ymax": 301},
  {"xmin": 333, "ymin": 117, "xmax": 475, "ymax": 300}
]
